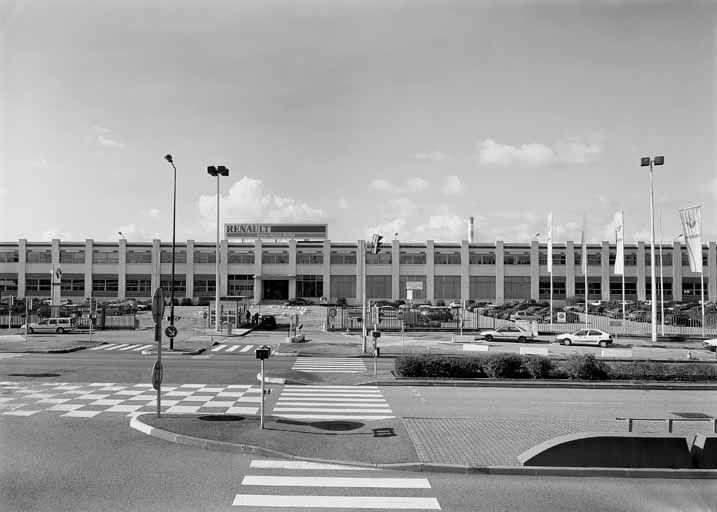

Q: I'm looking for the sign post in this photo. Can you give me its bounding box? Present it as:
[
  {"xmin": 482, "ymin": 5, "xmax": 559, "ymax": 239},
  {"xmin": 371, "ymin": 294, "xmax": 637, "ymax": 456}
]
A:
[
  {"xmin": 152, "ymin": 288, "xmax": 166, "ymax": 417},
  {"xmin": 255, "ymin": 345, "xmax": 271, "ymax": 429},
  {"xmin": 24, "ymin": 298, "xmax": 31, "ymax": 342}
]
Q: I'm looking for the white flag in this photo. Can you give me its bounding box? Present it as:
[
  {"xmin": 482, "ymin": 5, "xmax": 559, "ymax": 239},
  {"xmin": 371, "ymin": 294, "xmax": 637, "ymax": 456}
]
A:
[
  {"xmin": 580, "ymin": 228, "xmax": 587, "ymax": 275},
  {"xmin": 679, "ymin": 206, "xmax": 703, "ymax": 273},
  {"xmin": 547, "ymin": 212, "xmax": 553, "ymax": 273},
  {"xmin": 614, "ymin": 210, "xmax": 624, "ymax": 275}
]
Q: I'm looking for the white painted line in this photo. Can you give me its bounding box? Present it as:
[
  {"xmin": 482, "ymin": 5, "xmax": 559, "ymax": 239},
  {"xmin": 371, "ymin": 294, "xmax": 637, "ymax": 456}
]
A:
[
  {"xmin": 3, "ymin": 410, "xmax": 40, "ymax": 416},
  {"xmin": 284, "ymin": 386, "xmax": 379, "ymax": 389},
  {"xmin": 217, "ymin": 391, "xmax": 245, "ymax": 397},
  {"xmin": 276, "ymin": 402, "xmax": 390, "ymax": 408},
  {"xmin": 97, "ymin": 386, "xmax": 125, "ymax": 391},
  {"xmin": 113, "ymin": 390, "xmax": 147, "ymax": 396},
  {"xmin": 104, "ymin": 404, "xmax": 144, "ymax": 412},
  {"xmin": 211, "ymin": 345, "xmax": 227, "ymax": 352},
  {"xmin": 519, "ymin": 346, "xmax": 549, "ymax": 356},
  {"xmin": 249, "ymin": 460, "xmax": 378, "ymax": 471},
  {"xmin": 232, "ymin": 495, "xmax": 441, "ymax": 509},
  {"xmin": 164, "ymin": 391, "xmax": 195, "ymax": 396},
  {"xmin": 134, "ymin": 384, "xmax": 153, "ymax": 387},
  {"xmin": 226, "ymin": 384, "xmax": 252, "ymax": 389},
  {"xmin": 25, "ymin": 393, "xmax": 56, "ymax": 399},
  {"xmin": 75, "ymin": 394, "xmax": 109, "ymax": 400},
  {"xmin": 61, "ymin": 410, "xmax": 102, "ymax": 418},
  {"xmin": 225, "ymin": 406, "xmax": 258, "ymax": 414},
  {"xmin": 280, "ymin": 393, "xmax": 383, "ymax": 398},
  {"xmin": 462, "ymin": 344, "xmax": 489, "ymax": 352},
  {"xmin": 104, "ymin": 344, "xmax": 129, "ymax": 351},
  {"xmin": 37, "ymin": 398, "xmax": 71, "ymax": 404},
  {"xmin": 177, "ymin": 395, "xmax": 214, "ymax": 402},
  {"xmin": 177, "ymin": 384, "xmax": 205, "ymax": 388},
  {"xmin": 295, "ymin": 370, "xmax": 365, "ymax": 373},
  {"xmin": 281, "ymin": 388, "xmax": 381, "ymax": 393},
  {"xmin": 89, "ymin": 344, "xmax": 115, "ymax": 351},
  {"xmin": 274, "ymin": 414, "xmax": 395, "ymax": 420},
  {"xmin": 276, "ymin": 398, "xmax": 386, "ymax": 402},
  {"xmin": 239, "ymin": 344, "xmax": 253, "ymax": 352},
  {"xmin": 226, "ymin": 345, "xmax": 241, "ymax": 352},
  {"xmin": 119, "ymin": 344, "xmax": 141, "ymax": 351},
  {"xmin": 132, "ymin": 344, "xmax": 153, "ymax": 351},
  {"xmin": 241, "ymin": 475, "xmax": 431, "ymax": 488},
  {"xmin": 273, "ymin": 407, "xmax": 392, "ymax": 413}
]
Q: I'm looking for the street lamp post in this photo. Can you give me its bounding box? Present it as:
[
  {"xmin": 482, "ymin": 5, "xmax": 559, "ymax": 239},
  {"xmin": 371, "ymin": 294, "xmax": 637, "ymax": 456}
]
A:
[
  {"xmin": 164, "ymin": 154, "xmax": 177, "ymax": 350},
  {"xmin": 207, "ymin": 165, "xmax": 229, "ymax": 333},
  {"xmin": 641, "ymin": 156, "xmax": 664, "ymax": 342}
]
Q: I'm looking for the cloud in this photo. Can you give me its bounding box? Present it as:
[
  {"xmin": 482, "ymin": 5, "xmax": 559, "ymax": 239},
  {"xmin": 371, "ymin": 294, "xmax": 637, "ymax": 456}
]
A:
[
  {"xmin": 370, "ymin": 179, "xmax": 400, "ymax": 192},
  {"xmin": 41, "ymin": 228, "xmax": 73, "ymax": 240},
  {"xmin": 197, "ymin": 177, "xmax": 325, "ymax": 232},
  {"xmin": 143, "ymin": 208, "xmax": 161, "ymax": 218},
  {"xmin": 338, "ymin": 197, "xmax": 349, "ymax": 209},
  {"xmin": 366, "ymin": 218, "xmax": 407, "ymax": 241},
  {"xmin": 405, "ymin": 177, "xmax": 429, "ymax": 192},
  {"xmin": 441, "ymin": 175, "xmax": 463, "ymax": 196},
  {"xmin": 115, "ymin": 224, "xmax": 160, "ymax": 241},
  {"xmin": 388, "ymin": 197, "xmax": 418, "ymax": 218},
  {"xmin": 476, "ymin": 137, "xmax": 602, "ymax": 167},
  {"xmin": 414, "ymin": 150, "xmax": 447, "ymax": 162},
  {"xmin": 414, "ymin": 215, "xmax": 467, "ymax": 241},
  {"xmin": 85, "ymin": 125, "xmax": 125, "ymax": 149},
  {"xmin": 97, "ymin": 135, "xmax": 125, "ymax": 149}
]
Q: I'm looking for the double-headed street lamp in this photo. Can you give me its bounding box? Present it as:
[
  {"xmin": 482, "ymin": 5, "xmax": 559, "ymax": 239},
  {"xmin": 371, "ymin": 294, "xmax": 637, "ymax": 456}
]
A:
[
  {"xmin": 164, "ymin": 154, "xmax": 178, "ymax": 350},
  {"xmin": 207, "ymin": 165, "xmax": 229, "ymax": 333},
  {"xmin": 641, "ymin": 155, "xmax": 664, "ymax": 342}
]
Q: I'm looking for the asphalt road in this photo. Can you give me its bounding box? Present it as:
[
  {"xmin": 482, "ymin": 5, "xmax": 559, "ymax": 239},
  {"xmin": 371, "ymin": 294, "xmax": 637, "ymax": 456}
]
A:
[{"xmin": 2, "ymin": 414, "xmax": 715, "ymax": 512}]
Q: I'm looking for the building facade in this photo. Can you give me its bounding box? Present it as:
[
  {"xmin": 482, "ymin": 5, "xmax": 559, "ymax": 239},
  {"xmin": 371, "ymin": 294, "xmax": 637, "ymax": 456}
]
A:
[{"xmin": 0, "ymin": 239, "xmax": 715, "ymax": 304}]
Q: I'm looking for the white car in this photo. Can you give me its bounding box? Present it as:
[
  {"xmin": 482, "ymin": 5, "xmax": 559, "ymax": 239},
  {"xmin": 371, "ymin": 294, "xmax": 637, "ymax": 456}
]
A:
[
  {"xmin": 702, "ymin": 339, "xmax": 717, "ymax": 352},
  {"xmin": 556, "ymin": 329, "xmax": 613, "ymax": 347},
  {"xmin": 24, "ymin": 317, "xmax": 76, "ymax": 334},
  {"xmin": 448, "ymin": 300, "xmax": 462, "ymax": 309},
  {"xmin": 476, "ymin": 326, "xmax": 534, "ymax": 343}
]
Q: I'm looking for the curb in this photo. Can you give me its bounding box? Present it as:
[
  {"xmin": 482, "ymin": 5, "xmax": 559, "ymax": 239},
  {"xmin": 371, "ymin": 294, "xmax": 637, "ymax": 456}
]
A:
[
  {"xmin": 380, "ymin": 378, "xmax": 717, "ymax": 390},
  {"xmin": 257, "ymin": 372, "xmax": 286, "ymax": 385},
  {"xmin": 0, "ymin": 345, "xmax": 90, "ymax": 354},
  {"xmin": 128, "ymin": 414, "xmax": 717, "ymax": 479},
  {"xmin": 141, "ymin": 346, "xmax": 209, "ymax": 356}
]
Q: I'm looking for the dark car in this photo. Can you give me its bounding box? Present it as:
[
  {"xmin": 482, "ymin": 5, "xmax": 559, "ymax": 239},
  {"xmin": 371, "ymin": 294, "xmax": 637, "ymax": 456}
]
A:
[
  {"xmin": 284, "ymin": 298, "xmax": 313, "ymax": 306},
  {"xmin": 257, "ymin": 314, "xmax": 277, "ymax": 330}
]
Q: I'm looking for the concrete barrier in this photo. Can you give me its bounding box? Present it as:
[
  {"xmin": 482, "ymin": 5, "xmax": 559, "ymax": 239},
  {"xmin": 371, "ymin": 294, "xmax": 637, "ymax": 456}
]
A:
[
  {"xmin": 691, "ymin": 435, "xmax": 717, "ymax": 469},
  {"xmin": 601, "ymin": 349, "xmax": 632, "ymax": 358},
  {"xmin": 520, "ymin": 346, "xmax": 549, "ymax": 356},
  {"xmin": 518, "ymin": 433, "xmax": 693, "ymax": 468},
  {"xmin": 462, "ymin": 344, "xmax": 489, "ymax": 352}
]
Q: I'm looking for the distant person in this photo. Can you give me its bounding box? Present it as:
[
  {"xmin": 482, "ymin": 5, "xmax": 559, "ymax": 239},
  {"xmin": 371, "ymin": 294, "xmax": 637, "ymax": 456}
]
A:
[
  {"xmin": 253, "ymin": 312, "xmax": 259, "ymax": 326},
  {"xmin": 245, "ymin": 310, "xmax": 251, "ymax": 325}
]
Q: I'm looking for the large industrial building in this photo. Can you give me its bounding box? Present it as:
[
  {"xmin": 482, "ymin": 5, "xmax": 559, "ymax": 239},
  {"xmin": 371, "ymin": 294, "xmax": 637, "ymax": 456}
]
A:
[{"xmin": 1, "ymin": 225, "xmax": 715, "ymax": 305}]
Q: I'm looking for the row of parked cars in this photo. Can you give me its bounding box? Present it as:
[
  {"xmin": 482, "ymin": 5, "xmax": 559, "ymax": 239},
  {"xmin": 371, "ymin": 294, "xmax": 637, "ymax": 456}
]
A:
[
  {"xmin": 569, "ymin": 299, "xmax": 716, "ymax": 326},
  {"xmin": 478, "ymin": 301, "xmax": 579, "ymax": 323},
  {"xmin": 473, "ymin": 325, "xmax": 614, "ymax": 347}
]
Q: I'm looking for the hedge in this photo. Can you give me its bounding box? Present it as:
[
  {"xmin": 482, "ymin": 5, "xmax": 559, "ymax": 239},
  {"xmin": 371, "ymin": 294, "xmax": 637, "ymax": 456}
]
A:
[{"xmin": 394, "ymin": 353, "xmax": 717, "ymax": 381}]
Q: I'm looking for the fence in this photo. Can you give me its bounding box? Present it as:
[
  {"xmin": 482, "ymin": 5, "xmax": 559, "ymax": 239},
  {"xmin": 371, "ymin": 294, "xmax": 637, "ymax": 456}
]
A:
[{"xmin": 0, "ymin": 310, "xmax": 137, "ymax": 330}]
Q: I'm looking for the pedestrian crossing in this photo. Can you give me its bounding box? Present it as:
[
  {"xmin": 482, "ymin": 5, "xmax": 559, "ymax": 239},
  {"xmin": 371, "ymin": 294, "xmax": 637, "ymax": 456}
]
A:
[
  {"xmin": 88, "ymin": 343, "xmax": 153, "ymax": 352},
  {"xmin": 0, "ymin": 354, "xmax": 21, "ymax": 360},
  {"xmin": 292, "ymin": 357, "xmax": 366, "ymax": 373},
  {"xmin": 211, "ymin": 344, "xmax": 257, "ymax": 354},
  {"xmin": 232, "ymin": 459, "xmax": 441, "ymax": 509},
  {"xmin": 272, "ymin": 385, "xmax": 395, "ymax": 421}
]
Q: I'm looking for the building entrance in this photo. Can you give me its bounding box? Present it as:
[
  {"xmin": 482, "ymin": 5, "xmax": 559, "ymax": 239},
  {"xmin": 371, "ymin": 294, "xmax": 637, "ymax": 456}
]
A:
[{"xmin": 262, "ymin": 280, "xmax": 289, "ymax": 301}]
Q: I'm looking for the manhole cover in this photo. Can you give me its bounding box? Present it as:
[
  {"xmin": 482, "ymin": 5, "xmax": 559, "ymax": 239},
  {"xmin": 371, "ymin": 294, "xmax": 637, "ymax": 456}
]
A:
[
  {"xmin": 198, "ymin": 415, "xmax": 244, "ymax": 422},
  {"xmin": 7, "ymin": 373, "xmax": 61, "ymax": 378}
]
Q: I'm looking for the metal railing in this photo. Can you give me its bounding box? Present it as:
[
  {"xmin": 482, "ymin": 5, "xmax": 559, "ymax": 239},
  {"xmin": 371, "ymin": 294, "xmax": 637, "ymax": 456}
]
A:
[{"xmin": 616, "ymin": 416, "xmax": 717, "ymax": 433}]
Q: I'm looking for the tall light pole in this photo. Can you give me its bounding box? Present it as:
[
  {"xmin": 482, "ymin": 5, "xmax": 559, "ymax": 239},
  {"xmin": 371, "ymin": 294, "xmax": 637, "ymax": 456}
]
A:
[
  {"xmin": 207, "ymin": 165, "xmax": 229, "ymax": 332},
  {"xmin": 164, "ymin": 154, "xmax": 177, "ymax": 350},
  {"xmin": 641, "ymin": 155, "xmax": 664, "ymax": 342}
]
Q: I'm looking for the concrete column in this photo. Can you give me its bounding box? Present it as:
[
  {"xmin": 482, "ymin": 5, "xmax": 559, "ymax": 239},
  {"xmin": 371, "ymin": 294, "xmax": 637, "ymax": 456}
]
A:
[
  {"xmin": 117, "ymin": 239, "xmax": 126, "ymax": 300},
  {"xmin": 220, "ymin": 239, "xmax": 229, "ymax": 296},
  {"xmin": 288, "ymin": 239, "xmax": 297, "ymax": 299},
  {"xmin": 637, "ymin": 242, "xmax": 646, "ymax": 301},
  {"xmin": 709, "ymin": 242, "xmax": 716, "ymax": 302},
  {"xmin": 460, "ymin": 240, "xmax": 469, "ymax": 301},
  {"xmin": 496, "ymin": 241, "xmax": 504, "ymax": 304},
  {"xmin": 253, "ymin": 239, "xmax": 262, "ymax": 301},
  {"xmin": 426, "ymin": 241, "xmax": 435, "ymax": 303},
  {"xmin": 84, "ymin": 239, "xmax": 93, "ymax": 300},
  {"xmin": 17, "ymin": 239, "xmax": 26, "ymax": 299},
  {"xmin": 672, "ymin": 242, "xmax": 682, "ymax": 301},
  {"xmin": 151, "ymin": 240, "xmax": 160, "ymax": 293},
  {"xmin": 185, "ymin": 240, "xmax": 194, "ymax": 299},
  {"xmin": 322, "ymin": 240, "xmax": 331, "ymax": 300},
  {"xmin": 601, "ymin": 241, "xmax": 610, "ymax": 301},
  {"xmin": 566, "ymin": 241, "xmax": 575, "ymax": 299},
  {"xmin": 391, "ymin": 239, "xmax": 400, "ymax": 300},
  {"xmin": 530, "ymin": 240, "xmax": 539, "ymax": 300},
  {"xmin": 356, "ymin": 240, "xmax": 365, "ymax": 303},
  {"xmin": 51, "ymin": 239, "xmax": 61, "ymax": 305}
]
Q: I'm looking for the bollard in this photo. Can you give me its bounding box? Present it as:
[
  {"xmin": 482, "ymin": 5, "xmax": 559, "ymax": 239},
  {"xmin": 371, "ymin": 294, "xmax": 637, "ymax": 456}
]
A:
[
  {"xmin": 628, "ymin": 418, "xmax": 634, "ymax": 432},
  {"xmin": 666, "ymin": 418, "xmax": 673, "ymax": 433}
]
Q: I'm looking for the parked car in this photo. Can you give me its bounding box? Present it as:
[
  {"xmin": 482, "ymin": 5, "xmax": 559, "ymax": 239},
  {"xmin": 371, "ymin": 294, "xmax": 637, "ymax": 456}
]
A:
[
  {"xmin": 257, "ymin": 315, "xmax": 277, "ymax": 330},
  {"xmin": 448, "ymin": 300, "xmax": 462, "ymax": 309},
  {"xmin": 510, "ymin": 311, "xmax": 540, "ymax": 322},
  {"xmin": 24, "ymin": 317, "xmax": 76, "ymax": 334},
  {"xmin": 555, "ymin": 328, "xmax": 613, "ymax": 347},
  {"xmin": 475, "ymin": 326, "xmax": 534, "ymax": 342},
  {"xmin": 702, "ymin": 339, "xmax": 717, "ymax": 352},
  {"xmin": 284, "ymin": 298, "xmax": 313, "ymax": 306},
  {"xmin": 421, "ymin": 306, "xmax": 454, "ymax": 322}
]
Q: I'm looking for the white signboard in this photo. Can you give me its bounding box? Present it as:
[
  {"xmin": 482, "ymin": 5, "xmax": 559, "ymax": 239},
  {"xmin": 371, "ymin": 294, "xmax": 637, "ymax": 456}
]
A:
[
  {"xmin": 407, "ymin": 289, "xmax": 413, "ymax": 301},
  {"xmin": 406, "ymin": 281, "xmax": 423, "ymax": 290}
]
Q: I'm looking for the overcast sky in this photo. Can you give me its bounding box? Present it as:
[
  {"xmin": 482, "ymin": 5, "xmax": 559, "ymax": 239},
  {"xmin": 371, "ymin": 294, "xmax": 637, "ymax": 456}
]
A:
[{"xmin": 1, "ymin": 0, "xmax": 715, "ymax": 244}]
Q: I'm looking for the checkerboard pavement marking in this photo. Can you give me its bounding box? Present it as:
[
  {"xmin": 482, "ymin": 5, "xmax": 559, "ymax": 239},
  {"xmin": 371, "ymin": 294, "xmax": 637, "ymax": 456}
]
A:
[{"xmin": 0, "ymin": 381, "xmax": 261, "ymax": 419}]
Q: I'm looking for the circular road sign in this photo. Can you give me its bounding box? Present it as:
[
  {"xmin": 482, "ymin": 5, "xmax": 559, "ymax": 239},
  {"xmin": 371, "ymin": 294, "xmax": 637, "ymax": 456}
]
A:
[
  {"xmin": 164, "ymin": 325, "xmax": 178, "ymax": 338},
  {"xmin": 328, "ymin": 307, "xmax": 337, "ymax": 318}
]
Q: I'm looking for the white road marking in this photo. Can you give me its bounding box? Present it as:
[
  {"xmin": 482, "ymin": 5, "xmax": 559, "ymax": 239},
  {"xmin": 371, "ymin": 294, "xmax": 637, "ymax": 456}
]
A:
[
  {"xmin": 211, "ymin": 345, "xmax": 227, "ymax": 352},
  {"xmin": 226, "ymin": 345, "xmax": 241, "ymax": 352},
  {"xmin": 104, "ymin": 344, "xmax": 129, "ymax": 351},
  {"xmin": 132, "ymin": 345, "xmax": 153, "ymax": 351},
  {"xmin": 249, "ymin": 460, "xmax": 377, "ymax": 471},
  {"xmin": 119, "ymin": 344, "xmax": 141, "ymax": 351},
  {"xmin": 241, "ymin": 475, "xmax": 431, "ymax": 488},
  {"xmin": 273, "ymin": 407, "xmax": 392, "ymax": 413},
  {"xmin": 274, "ymin": 414, "xmax": 395, "ymax": 420},
  {"xmin": 89, "ymin": 344, "xmax": 115, "ymax": 351},
  {"xmin": 239, "ymin": 345, "xmax": 253, "ymax": 352},
  {"xmin": 231, "ymin": 494, "xmax": 441, "ymax": 509}
]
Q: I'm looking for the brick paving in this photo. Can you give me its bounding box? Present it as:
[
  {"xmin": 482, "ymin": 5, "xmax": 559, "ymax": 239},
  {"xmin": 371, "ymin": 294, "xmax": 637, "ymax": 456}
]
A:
[{"xmin": 401, "ymin": 417, "xmax": 716, "ymax": 467}]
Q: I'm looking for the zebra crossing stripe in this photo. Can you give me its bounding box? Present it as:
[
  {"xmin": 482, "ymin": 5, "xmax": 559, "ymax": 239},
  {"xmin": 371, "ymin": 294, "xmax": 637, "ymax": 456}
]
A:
[
  {"xmin": 241, "ymin": 475, "xmax": 431, "ymax": 488},
  {"xmin": 118, "ymin": 344, "xmax": 140, "ymax": 351},
  {"xmin": 104, "ymin": 344, "xmax": 129, "ymax": 351},
  {"xmin": 232, "ymin": 495, "xmax": 441, "ymax": 509},
  {"xmin": 226, "ymin": 345, "xmax": 241, "ymax": 352},
  {"xmin": 273, "ymin": 407, "xmax": 392, "ymax": 413},
  {"xmin": 89, "ymin": 344, "xmax": 115, "ymax": 351},
  {"xmin": 249, "ymin": 460, "xmax": 377, "ymax": 471},
  {"xmin": 273, "ymin": 414, "xmax": 395, "ymax": 420},
  {"xmin": 239, "ymin": 345, "xmax": 253, "ymax": 352},
  {"xmin": 211, "ymin": 345, "xmax": 227, "ymax": 352},
  {"xmin": 132, "ymin": 345, "xmax": 152, "ymax": 351}
]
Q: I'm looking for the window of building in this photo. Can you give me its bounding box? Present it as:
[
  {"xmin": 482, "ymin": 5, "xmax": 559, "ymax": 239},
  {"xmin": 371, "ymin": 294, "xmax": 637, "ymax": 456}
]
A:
[
  {"xmin": 126, "ymin": 250, "xmax": 152, "ymax": 264},
  {"xmin": 609, "ymin": 280, "xmax": 638, "ymax": 296},
  {"xmin": 160, "ymin": 275, "xmax": 186, "ymax": 295},
  {"xmin": 160, "ymin": 250, "xmax": 187, "ymax": 263},
  {"xmin": 399, "ymin": 251, "xmax": 426, "ymax": 265},
  {"xmin": 587, "ymin": 252, "xmax": 601, "ymax": 265},
  {"xmin": 125, "ymin": 276, "xmax": 151, "ymax": 295},
  {"xmin": 469, "ymin": 252, "xmax": 495, "ymax": 265},
  {"xmin": 681, "ymin": 250, "xmax": 708, "ymax": 267},
  {"xmin": 506, "ymin": 252, "xmax": 531, "ymax": 265},
  {"xmin": 228, "ymin": 274, "xmax": 254, "ymax": 297},
  {"xmin": 434, "ymin": 275, "xmax": 460, "ymax": 299},
  {"xmin": 92, "ymin": 276, "xmax": 119, "ymax": 296},
  {"xmin": 365, "ymin": 251, "xmax": 392, "ymax": 264},
  {"xmin": 645, "ymin": 251, "xmax": 673, "ymax": 266},
  {"xmin": 60, "ymin": 250, "xmax": 85, "ymax": 264},
  {"xmin": 0, "ymin": 251, "xmax": 19, "ymax": 263},
  {"xmin": 330, "ymin": 251, "xmax": 357, "ymax": 265},
  {"xmin": 539, "ymin": 279, "xmax": 566, "ymax": 298},
  {"xmin": 262, "ymin": 251, "xmax": 289, "ymax": 264},
  {"xmin": 27, "ymin": 250, "xmax": 51, "ymax": 263},
  {"xmin": 296, "ymin": 274, "xmax": 323, "ymax": 297},
  {"xmin": 228, "ymin": 251, "xmax": 255, "ymax": 264},
  {"xmin": 60, "ymin": 276, "xmax": 85, "ymax": 295},
  {"xmin": 504, "ymin": 276, "xmax": 531, "ymax": 300},
  {"xmin": 399, "ymin": 275, "xmax": 426, "ymax": 300},
  {"xmin": 25, "ymin": 276, "xmax": 51, "ymax": 294},
  {"xmin": 0, "ymin": 275, "xmax": 18, "ymax": 292},
  {"xmin": 193, "ymin": 276, "xmax": 216, "ymax": 295},
  {"xmin": 330, "ymin": 275, "xmax": 356, "ymax": 299},
  {"xmin": 296, "ymin": 252, "xmax": 323, "ymax": 265},
  {"xmin": 538, "ymin": 253, "xmax": 566, "ymax": 265},
  {"xmin": 575, "ymin": 280, "xmax": 601, "ymax": 297},
  {"xmin": 366, "ymin": 275, "xmax": 391, "ymax": 299},
  {"xmin": 625, "ymin": 253, "xmax": 637, "ymax": 266},
  {"xmin": 194, "ymin": 251, "xmax": 216, "ymax": 264},
  {"xmin": 680, "ymin": 279, "xmax": 703, "ymax": 298},
  {"xmin": 469, "ymin": 276, "xmax": 495, "ymax": 299},
  {"xmin": 434, "ymin": 251, "xmax": 461, "ymax": 265},
  {"xmin": 93, "ymin": 251, "xmax": 119, "ymax": 264}
]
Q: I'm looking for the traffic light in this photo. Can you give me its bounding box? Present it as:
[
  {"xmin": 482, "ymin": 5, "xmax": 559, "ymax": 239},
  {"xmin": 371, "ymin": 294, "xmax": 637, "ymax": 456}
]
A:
[{"xmin": 371, "ymin": 234, "xmax": 383, "ymax": 255}]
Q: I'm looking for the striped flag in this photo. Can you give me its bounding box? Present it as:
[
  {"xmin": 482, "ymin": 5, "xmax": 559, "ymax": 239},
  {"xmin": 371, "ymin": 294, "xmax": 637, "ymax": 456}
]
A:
[
  {"xmin": 614, "ymin": 210, "xmax": 624, "ymax": 275},
  {"xmin": 547, "ymin": 212, "xmax": 553, "ymax": 273},
  {"xmin": 679, "ymin": 206, "xmax": 703, "ymax": 273}
]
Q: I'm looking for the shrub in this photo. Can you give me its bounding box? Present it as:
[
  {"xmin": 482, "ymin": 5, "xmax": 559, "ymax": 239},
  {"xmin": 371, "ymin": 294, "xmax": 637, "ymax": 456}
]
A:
[
  {"xmin": 560, "ymin": 354, "xmax": 608, "ymax": 380},
  {"xmin": 483, "ymin": 353, "xmax": 524, "ymax": 379},
  {"xmin": 522, "ymin": 355, "xmax": 553, "ymax": 379},
  {"xmin": 608, "ymin": 361, "xmax": 717, "ymax": 381}
]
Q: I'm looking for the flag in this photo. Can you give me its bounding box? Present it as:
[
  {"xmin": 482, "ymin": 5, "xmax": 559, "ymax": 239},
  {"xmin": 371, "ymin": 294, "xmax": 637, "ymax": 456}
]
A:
[
  {"xmin": 614, "ymin": 210, "xmax": 624, "ymax": 275},
  {"xmin": 547, "ymin": 212, "xmax": 553, "ymax": 273},
  {"xmin": 679, "ymin": 206, "xmax": 703, "ymax": 273},
  {"xmin": 580, "ymin": 228, "xmax": 587, "ymax": 275}
]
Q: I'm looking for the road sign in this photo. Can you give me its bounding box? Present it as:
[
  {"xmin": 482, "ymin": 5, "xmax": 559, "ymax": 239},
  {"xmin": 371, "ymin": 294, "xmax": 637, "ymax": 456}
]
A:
[
  {"xmin": 328, "ymin": 307, "xmax": 337, "ymax": 318},
  {"xmin": 152, "ymin": 361, "xmax": 163, "ymax": 390},
  {"xmin": 151, "ymin": 288, "xmax": 165, "ymax": 324},
  {"xmin": 166, "ymin": 316, "xmax": 182, "ymax": 321},
  {"xmin": 406, "ymin": 281, "xmax": 423, "ymax": 290},
  {"xmin": 164, "ymin": 325, "xmax": 178, "ymax": 338},
  {"xmin": 255, "ymin": 345, "xmax": 270, "ymax": 360}
]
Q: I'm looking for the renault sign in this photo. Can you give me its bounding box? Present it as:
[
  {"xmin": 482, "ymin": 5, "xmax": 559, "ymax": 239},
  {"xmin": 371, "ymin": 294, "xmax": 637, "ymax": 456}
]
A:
[{"xmin": 225, "ymin": 223, "xmax": 327, "ymax": 239}]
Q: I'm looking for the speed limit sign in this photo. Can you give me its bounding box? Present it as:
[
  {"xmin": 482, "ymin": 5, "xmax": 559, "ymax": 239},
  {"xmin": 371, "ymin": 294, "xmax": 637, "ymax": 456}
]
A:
[{"xmin": 164, "ymin": 325, "xmax": 178, "ymax": 338}]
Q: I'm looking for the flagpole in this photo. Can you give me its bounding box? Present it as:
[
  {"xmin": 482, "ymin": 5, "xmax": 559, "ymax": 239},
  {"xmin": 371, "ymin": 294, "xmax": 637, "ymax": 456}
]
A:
[
  {"xmin": 582, "ymin": 226, "xmax": 588, "ymax": 330},
  {"xmin": 700, "ymin": 271, "xmax": 705, "ymax": 339},
  {"xmin": 659, "ymin": 208, "xmax": 665, "ymax": 336},
  {"xmin": 648, "ymin": 160, "xmax": 657, "ymax": 342}
]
